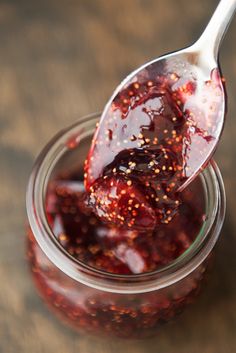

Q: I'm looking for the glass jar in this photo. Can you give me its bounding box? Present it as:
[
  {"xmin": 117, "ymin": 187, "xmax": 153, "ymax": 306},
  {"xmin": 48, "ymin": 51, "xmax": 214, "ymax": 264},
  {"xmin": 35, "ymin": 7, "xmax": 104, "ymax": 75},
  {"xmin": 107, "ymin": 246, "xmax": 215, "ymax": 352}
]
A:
[{"xmin": 26, "ymin": 113, "xmax": 226, "ymax": 338}]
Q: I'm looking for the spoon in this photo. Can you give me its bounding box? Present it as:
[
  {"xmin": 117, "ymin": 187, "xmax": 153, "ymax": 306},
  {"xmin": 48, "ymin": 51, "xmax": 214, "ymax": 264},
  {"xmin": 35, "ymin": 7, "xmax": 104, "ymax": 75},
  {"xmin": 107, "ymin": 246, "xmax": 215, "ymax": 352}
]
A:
[{"xmin": 84, "ymin": 0, "xmax": 235, "ymax": 229}]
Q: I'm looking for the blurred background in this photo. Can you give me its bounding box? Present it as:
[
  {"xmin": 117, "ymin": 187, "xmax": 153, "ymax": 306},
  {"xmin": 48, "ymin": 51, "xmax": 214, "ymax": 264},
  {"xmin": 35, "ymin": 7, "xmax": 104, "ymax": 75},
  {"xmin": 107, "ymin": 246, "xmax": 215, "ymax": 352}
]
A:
[{"xmin": 0, "ymin": 0, "xmax": 235, "ymax": 352}]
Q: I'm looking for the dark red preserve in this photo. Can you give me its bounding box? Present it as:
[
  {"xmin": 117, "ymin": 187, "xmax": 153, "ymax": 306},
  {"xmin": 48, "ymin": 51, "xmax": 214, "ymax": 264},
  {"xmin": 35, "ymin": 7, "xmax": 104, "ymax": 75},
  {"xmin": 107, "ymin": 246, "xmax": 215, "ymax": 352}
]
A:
[
  {"xmin": 26, "ymin": 113, "xmax": 225, "ymax": 338},
  {"xmin": 27, "ymin": 170, "xmax": 209, "ymax": 338},
  {"xmin": 45, "ymin": 172, "xmax": 205, "ymax": 274}
]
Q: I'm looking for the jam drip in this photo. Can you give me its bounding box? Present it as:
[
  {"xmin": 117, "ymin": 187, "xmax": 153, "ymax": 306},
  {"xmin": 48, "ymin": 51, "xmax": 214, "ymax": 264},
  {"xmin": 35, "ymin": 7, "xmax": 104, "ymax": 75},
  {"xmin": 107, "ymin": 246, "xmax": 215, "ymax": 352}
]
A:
[{"xmin": 84, "ymin": 63, "xmax": 224, "ymax": 230}]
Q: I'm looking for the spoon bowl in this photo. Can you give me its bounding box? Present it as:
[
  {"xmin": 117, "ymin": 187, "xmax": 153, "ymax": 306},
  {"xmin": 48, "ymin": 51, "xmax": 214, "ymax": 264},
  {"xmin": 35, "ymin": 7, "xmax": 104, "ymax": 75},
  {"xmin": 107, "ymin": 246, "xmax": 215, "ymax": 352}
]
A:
[{"xmin": 92, "ymin": 47, "xmax": 225, "ymax": 188}]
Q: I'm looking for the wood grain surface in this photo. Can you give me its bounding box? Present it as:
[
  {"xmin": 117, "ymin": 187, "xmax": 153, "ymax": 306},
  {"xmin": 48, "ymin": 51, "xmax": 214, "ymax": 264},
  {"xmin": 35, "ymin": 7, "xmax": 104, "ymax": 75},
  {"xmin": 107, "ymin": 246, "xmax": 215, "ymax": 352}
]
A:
[{"xmin": 0, "ymin": 0, "xmax": 235, "ymax": 352}]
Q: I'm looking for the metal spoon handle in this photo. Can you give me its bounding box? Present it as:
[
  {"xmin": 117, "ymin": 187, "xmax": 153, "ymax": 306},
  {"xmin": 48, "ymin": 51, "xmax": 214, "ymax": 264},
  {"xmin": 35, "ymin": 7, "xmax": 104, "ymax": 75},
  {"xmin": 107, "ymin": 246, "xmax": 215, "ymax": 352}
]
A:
[{"xmin": 195, "ymin": 0, "xmax": 236, "ymax": 59}]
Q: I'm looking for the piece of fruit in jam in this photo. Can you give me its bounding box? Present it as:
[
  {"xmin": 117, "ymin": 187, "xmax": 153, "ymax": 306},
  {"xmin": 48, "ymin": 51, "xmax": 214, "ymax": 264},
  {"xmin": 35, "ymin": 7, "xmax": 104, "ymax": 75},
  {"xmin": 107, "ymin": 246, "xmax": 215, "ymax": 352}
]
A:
[{"xmin": 84, "ymin": 62, "xmax": 224, "ymax": 230}]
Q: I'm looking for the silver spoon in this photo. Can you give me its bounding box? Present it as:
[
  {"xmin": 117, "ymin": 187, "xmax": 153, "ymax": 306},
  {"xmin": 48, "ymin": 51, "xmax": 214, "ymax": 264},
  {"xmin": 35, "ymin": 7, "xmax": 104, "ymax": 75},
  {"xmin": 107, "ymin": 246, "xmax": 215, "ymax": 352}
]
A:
[{"xmin": 85, "ymin": 0, "xmax": 235, "ymax": 226}]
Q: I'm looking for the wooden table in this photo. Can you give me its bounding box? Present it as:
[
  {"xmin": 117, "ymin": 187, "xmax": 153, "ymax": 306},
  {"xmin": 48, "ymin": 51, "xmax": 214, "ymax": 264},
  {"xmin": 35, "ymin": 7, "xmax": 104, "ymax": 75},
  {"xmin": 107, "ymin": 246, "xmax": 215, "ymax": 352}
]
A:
[{"xmin": 0, "ymin": 1, "xmax": 235, "ymax": 352}]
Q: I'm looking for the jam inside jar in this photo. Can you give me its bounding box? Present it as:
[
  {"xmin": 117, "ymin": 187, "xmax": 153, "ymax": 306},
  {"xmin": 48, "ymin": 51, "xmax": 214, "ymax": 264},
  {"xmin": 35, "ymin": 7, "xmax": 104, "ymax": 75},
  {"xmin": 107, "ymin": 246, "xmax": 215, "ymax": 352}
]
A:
[{"xmin": 26, "ymin": 113, "xmax": 225, "ymax": 338}]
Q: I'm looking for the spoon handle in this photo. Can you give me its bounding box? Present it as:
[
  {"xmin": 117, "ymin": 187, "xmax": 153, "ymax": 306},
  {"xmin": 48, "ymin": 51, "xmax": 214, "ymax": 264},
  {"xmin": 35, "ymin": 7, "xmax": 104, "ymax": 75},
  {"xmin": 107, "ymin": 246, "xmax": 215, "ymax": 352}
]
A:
[{"xmin": 196, "ymin": 0, "xmax": 236, "ymax": 59}]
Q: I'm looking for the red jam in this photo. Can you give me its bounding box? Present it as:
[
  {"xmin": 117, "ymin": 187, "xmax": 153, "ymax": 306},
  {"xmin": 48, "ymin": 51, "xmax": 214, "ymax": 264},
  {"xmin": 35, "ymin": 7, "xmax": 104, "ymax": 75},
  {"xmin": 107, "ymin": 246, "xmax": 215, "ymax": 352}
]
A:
[
  {"xmin": 45, "ymin": 171, "xmax": 205, "ymax": 274},
  {"xmin": 84, "ymin": 65, "xmax": 224, "ymax": 229},
  {"xmin": 27, "ymin": 170, "xmax": 208, "ymax": 338}
]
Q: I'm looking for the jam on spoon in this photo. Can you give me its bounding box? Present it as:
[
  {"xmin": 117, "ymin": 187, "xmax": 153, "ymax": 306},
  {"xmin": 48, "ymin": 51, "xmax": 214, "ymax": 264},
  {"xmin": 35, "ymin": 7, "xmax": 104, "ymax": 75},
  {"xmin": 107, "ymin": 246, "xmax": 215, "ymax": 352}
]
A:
[{"xmin": 84, "ymin": 0, "xmax": 235, "ymax": 230}]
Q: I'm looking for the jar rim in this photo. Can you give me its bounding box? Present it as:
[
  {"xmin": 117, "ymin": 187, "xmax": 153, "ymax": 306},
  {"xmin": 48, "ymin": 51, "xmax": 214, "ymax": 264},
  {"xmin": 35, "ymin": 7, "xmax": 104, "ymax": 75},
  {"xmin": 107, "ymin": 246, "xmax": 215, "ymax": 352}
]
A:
[{"xmin": 26, "ymin": 113, "xmax": 226, "ymax": 294}]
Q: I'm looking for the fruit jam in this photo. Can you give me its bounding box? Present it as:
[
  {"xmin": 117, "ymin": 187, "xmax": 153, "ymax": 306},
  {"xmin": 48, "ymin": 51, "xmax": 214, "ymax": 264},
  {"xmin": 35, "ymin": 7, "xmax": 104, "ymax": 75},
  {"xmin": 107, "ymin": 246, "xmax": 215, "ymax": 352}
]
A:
[
  {"xmin": 45, "ymin": 173, "xmax": 205, "ymax": 275},
  {"xmin": 84, "ymin": 64, "xmax": 224, "ymax": 230},
  {"xmin": 27, "ymin": 160, "xmax": 210, "ymax": 338}
]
